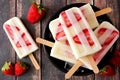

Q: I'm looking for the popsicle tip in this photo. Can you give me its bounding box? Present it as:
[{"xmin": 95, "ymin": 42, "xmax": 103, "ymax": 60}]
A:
[
  {"xmin": 36, "ymin": 37, "xmax": 39, "ymax": 42},
  {"xmin": 92, "ymin": 67, "xmax": 99, "ymax": 74},
  {"xmin": 95, "ymin": 7, "xmax": 112, "ymax": 17},
  {"xmin": 29, "ymin": 54, "xmax": 40, "ymax": 70},
  {"xmin": 107, "ymin": 7, "xmax": 112, "ymax": 12},
  {"xmin": 65, "ymin": 74, "xmax": 70, "ymax": 80}
]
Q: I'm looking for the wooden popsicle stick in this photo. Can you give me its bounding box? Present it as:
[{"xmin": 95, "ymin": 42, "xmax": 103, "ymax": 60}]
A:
[
  {"xmin": 65, "ymin": 60, "xmax": 82, "ymax": 79},
  {"xmin": 36, "ymin": 37, "xmax": 54, "ymax": 47},
  {"xmin": 65, "ymin": 56, "xmax": 99, "ymax": 79},
  {"xmin": 95, "ymin": 7, "xmax": 112, "ymax": 17},
  {"xmin": 87, "ymin": 55, "xmax": 99, "ymax": 73},
  {"xmin": 29, "ymin": 53, "xmax": 40, "ymax": 70}
]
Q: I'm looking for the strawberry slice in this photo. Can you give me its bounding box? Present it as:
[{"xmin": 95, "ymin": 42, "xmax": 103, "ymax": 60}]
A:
[
  {"xmin": 5, "ymin": 24, "xmax": 14, "ymax": 40},
  {"xmin": 15, "ymin": 26, "xmax": 20, "ymax": 31},
  {"xmin": 87, "ymin": 37, "xmax": 94, "ymax": 46},
  {"xmin": 104, "ymin": 30, "xmax": 119, "ymax": 45},
  {"xmin": 61, "ymin": 11, "xmax": 72, "ymax": 28},
  {"xmin": 97, "ymin": 28, "xmax": 107, "ymax": 38},
  {"xmin": 65, "ymin": 40, "xmax": 70, "ymax": 46},
  {"xmin": 73, "ymin": 12, "xmax": 82, "ymax": 21},
  {"xmin": 73, "ymin": 35, "xmax": 81, "ymax": 44},
  {"xmin": 56, "ymin": 31, "xmax": 65, "ymax": 40},
  {"xmin": 83, "ymin": 29, "xmax": 94, "ymax": 46},
  {"xmin": 55, "ymin": 23, "xmax": 65, "ymax": 40},
  {"xmin": 58, "ymin": 23, "xmax": 62, "ymax": 28},
  {"xmin": 21, "ymin": 33, "xmax": 31, "ymax": 46},
  {"xmin": 16, "ymin": 41, "xmax": 22, "ymax": 48}
]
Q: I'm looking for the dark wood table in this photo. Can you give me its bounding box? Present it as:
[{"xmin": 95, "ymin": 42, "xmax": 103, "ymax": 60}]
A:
[{"xmin": 0, "ymin": 0, "xmax": 120, "ymax": 80}]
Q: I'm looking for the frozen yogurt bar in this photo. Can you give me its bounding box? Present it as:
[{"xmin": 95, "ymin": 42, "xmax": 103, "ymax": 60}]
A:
[
  {"xmin": 3, "ymin": 17, "xmax": 38, "ymax": 59},
  {"xmin": 59, "ymin": 7, "xmax": 101, "ymax": 58}
]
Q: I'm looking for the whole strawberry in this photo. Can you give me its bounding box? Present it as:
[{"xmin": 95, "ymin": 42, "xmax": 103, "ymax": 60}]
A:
[
  {"xmin": 100, "ymin": 65, "xmax": 115, "ymax": 76},
  {"xmin": 113, "ymin": 50, "xmax": 120, "ymax": 57},
  {"xmin": 15, "ymin": 62, "xmax": 28, "ymax": 76},
  {"xmin": 1, "ymin": 61, "xmax": 14, "ymax": 76},
  {"xmin": 27, "ymin": 0, "xmax": 45, "ymax": 24},
  {"xmin": 110, "ymin": 50, "xmax": 120, "ymax": 66}
]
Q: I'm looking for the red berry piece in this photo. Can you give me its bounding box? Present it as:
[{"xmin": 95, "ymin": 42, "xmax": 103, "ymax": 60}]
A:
[{"xmin": 1, "ymin": 61, "xmax": 14, "ymax": 76}]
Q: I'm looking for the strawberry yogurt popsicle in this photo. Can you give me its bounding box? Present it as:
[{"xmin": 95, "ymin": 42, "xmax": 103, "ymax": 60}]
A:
[
  {"xmin": 80, "ymin": 3, "xmax": 99, "ymax": 29},
  {"xmin": 93, "ymin": 21, "xmax": 119, "ymax": 64},
  {"xmin": 59, "ymin": 7, "xmax": 101, "ymax": 59},
  {"xmin": 3, "ymin": 17, "xmax": 38, "ymax": 59}
]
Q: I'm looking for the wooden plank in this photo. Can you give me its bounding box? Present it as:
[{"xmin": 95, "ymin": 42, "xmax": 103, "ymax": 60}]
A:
[
  {"xmin": 41, "ymin": 0, "xmax": 66, "ymax": 80},
  {"xmin": 67, "ymin": 0, "xmax": 94, "ymax": 5},
  {"xmin": 94, "ymin": 0, "xmax": 106, "ymax": 8},
  {"xmin": 94, "ymin": 0, "xmax": 120, "ymax": 80},
  {"xmin": 16, "ymin": 0, "xmax": 41, "ymax": 80},
  {"xmin": 70, "ymin": 75, "xmax": 95, "ymax": 80},
  {"xmin": 0, "ymin": 0, "xmax": 16, "ymax": 80}
]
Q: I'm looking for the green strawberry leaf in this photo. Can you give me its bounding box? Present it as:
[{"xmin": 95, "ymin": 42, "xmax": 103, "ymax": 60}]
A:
[
  {"xmin": 30, "ymin": 0, "xmax": 35, "ymax": 3},
  {"xmin": 1, "ymin": 62, "xmax": 11, "ymax": 71}
]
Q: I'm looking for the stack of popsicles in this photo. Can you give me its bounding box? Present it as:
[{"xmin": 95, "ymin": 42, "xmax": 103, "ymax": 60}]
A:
[
  {"xmin": 49, "ymin": 5, "xmax": 102, "ymax": 76},
  {"xmin": 50, "ymin": 6, "xmax": 102, "ymax": 71},
  {"xmin": 49, "ymin": 4, "xmax": 101, "ymax": 67},
  {"xmin": 48, "ymin": 3, "xmax": 119, "ymax": 78}
]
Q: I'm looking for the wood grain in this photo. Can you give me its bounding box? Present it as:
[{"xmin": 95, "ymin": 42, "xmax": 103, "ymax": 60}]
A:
[
  {"xmin": 67, "ymin": 0, "xmax": 93, "ymax": 5},
  {"xmin": 94, "ymin": 0, "xmax": 120, "ymax": 80},
  {"xmin": 16, "ymin": 0, "xmax": 41, "ymax": 80},
  {"xmin": 0, "ymin": 0, "xmax": 16, "ymax": 80},
  {"xmin": 41, "ymin": 0, "xmax": 66, "ymax": 80}
]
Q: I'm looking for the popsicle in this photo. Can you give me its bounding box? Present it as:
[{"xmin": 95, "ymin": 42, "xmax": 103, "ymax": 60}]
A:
[
  {"xmin": 80, "ymin": 3, "xmax": 99, "ymax": 29},
  {"xmin": 3, "ymin": 17, "xmax": 40, "ymax": 70},
  {"xmin": 93, "ymin": 21, "xmax": 119, "ymax": 64},
  {"xmin": 59, "ymin": 7, "xmax": 101, "ymax": 58}
]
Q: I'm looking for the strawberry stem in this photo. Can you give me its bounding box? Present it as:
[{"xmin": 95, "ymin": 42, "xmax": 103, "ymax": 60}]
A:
[
  {"xmin": 1, "ymin": 61, "xmax": 11, "ymax": 71},
  {"xmin": 29, "ymin": 0, "xmax": 35, "ymax": 3},
  {"xmin": 100, "ymin": 65, "xmax": 108, "ymax": 72}
]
